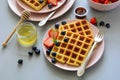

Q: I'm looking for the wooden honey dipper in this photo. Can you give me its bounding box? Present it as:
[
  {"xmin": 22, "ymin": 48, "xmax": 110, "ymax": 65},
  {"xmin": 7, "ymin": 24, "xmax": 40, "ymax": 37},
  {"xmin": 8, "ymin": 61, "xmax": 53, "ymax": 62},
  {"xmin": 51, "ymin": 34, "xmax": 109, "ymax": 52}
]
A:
[{"xmin": 2, "ymin": 10, "xmax": 31, "ymax": 47}]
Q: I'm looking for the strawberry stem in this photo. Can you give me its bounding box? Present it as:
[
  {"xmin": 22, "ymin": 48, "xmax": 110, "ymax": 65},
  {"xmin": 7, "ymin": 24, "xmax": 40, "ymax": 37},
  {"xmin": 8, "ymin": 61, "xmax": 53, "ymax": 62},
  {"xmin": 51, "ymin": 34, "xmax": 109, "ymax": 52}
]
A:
[{"xmin": 52, "ymin": 38, "xmax": 57, "ymax": 44}]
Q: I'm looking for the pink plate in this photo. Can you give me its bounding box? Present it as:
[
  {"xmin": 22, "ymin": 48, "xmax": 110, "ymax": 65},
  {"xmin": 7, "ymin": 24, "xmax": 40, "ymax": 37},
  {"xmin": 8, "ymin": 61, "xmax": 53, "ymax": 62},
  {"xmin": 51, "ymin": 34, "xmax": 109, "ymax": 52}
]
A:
[
  {"xmin": 7, "ymin": 0, "xmax": 75, "ymax": 21},
  {"xmin": 16, "ymin": 0, "xmax": 66, "ymax": 13},
  {"xmin": 42, "ymin": 20, "xmax": 104, "ymax": 71}
]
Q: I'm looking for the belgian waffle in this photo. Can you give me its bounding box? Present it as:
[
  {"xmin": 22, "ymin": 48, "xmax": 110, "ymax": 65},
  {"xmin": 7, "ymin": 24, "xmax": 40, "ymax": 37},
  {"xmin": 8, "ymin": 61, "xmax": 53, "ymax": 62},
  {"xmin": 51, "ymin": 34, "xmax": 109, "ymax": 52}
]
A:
[
  {"xmin": 59, "ymin": 20, "xmax": 94, "ymax": 38},
  {"xmin": 21, "ymin": 0, "xmax": 47, "ymax": 11},
  {"xmin": 50, "ymin": 30, "xmax": 94, "ymax": 66}
]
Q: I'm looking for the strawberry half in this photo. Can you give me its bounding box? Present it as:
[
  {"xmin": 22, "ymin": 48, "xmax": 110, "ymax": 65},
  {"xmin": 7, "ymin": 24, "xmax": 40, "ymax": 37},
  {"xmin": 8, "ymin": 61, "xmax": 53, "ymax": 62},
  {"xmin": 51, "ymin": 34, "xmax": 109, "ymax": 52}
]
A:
[
  {"xmin": 48, "ymin": 29, "xmax": 59, "ymax": 39},
  {"xmin": 44, "ymin": 37, "xmax": 54, "ymax": 48},
  {"xmin": 47, "ymin": 0, "xmax": 58, "ymax": 6}
]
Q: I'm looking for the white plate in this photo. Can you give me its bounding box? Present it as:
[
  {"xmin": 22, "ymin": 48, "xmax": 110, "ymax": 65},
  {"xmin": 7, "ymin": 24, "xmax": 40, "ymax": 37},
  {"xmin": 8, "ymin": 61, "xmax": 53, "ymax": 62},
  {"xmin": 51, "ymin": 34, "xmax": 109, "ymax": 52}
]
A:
[
  {"xmin": 16, "ymin": 0, "xmax": 66, "ymax": 13},
  {"xmin": 42, "ymin": 20, "xmax": 104, "ymax": 71},
  {"xmin": 8, "ymin": 0, "xmax": 75, "ymax": 21}
]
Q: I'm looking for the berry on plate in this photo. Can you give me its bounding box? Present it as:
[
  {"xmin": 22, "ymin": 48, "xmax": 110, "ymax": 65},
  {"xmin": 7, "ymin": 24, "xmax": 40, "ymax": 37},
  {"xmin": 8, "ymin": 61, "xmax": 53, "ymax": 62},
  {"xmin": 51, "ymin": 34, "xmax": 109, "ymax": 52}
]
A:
[
  {"xmin": 61, "ymin": 20, "xmax": 67, "ymax": 25},
  {"xmin": 47, "ymin": 0, "xmax": 58, "ymax": 6},
  {"xmin": 51, "ymin": 52, "xmax": 57, "ymax": 57},
  {"xmin": 55, "ymin": 23, "xmax": 60, "ymax": 29},
  {"xmin": 39, "ymin": 0, "xmax": 44, "ymax": 3},
  {"xmin": 61, "ymin": 31, "xmax": 66, "ymax": 35},
  {"xmin": 48, "ymin": 29, "xmax": 59, "ymax": 39},
  {"xmin": 46, "ymin": 49, "xmax": 51, "ymax": 55},
  {"xmin": 48, "ymin": 3, "xmax": 53, "ymax": 9},
  {"xmin": 51, "ymin": 57, "xmax": 57, "ymax": 63},
  {"xmin": 54, "ymin": 41, "xmax": 60, "ymax": 46},
  {"xmin": 44, "ymin": 37, "xmax": 54, "ymax": 48}
]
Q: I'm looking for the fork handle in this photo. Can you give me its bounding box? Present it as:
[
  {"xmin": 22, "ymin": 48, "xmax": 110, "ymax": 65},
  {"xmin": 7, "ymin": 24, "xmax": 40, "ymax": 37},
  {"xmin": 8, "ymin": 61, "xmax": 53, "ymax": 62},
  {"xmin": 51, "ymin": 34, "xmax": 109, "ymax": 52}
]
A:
[
  {"xmin": 38, "ymin": 11, "xmax": 56, "ymax": 27},
  {"xmin": 85, "ymin": 41, "xmax": 97, "ymax": 64},
  {"xmin": 77, "ymin": 41, "xmax": 97, "ymax": 77}
]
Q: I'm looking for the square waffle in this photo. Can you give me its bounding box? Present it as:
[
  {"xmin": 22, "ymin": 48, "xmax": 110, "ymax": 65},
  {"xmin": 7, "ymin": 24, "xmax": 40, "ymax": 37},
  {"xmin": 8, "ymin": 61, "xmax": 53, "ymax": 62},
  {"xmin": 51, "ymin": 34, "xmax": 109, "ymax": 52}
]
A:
[
  {"xmin": 21, "ymin": 0, "xmax": 47, "ymax": 11},
  {"xmin": 59, "ymin": 20, "xmax": 94, "ymax": 38},
  {"xmin": 50, "ymin": 30, "xmax": 94, "ymax": 66}
]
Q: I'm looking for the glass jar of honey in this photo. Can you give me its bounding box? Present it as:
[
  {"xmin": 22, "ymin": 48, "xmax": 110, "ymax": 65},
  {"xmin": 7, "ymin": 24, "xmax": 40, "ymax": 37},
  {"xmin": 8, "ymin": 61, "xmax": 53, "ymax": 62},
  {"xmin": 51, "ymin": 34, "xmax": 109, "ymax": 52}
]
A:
[{"xmin": 16, "ymin": 22, "xmax": 37, "ymax": 47}]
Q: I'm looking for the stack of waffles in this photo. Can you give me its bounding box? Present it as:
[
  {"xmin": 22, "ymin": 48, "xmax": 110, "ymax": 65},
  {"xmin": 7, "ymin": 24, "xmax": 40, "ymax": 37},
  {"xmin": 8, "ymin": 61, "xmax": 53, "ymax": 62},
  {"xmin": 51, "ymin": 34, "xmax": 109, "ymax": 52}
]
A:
[
  {"xmin": 21, "ymin": 0, "xmax": 47, "ymax": 11},
  {"xmin": 50, "ymin": 20, "xmax": 94, "ymax": 67}
]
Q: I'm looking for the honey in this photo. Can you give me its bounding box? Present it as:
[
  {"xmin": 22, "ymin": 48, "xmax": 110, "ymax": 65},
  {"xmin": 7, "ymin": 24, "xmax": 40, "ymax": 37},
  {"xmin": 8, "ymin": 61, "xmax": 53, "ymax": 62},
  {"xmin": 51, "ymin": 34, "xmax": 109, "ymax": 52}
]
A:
[{"xmin": 16, "ymin": 22, "xmax": 37, "ymax": 47}]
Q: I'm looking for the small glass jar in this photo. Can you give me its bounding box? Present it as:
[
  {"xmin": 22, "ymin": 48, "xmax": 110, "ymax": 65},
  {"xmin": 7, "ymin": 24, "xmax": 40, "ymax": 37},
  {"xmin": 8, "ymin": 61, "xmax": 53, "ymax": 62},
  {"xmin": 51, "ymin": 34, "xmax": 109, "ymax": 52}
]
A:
[{"xmin": 16, "ymin": 22, "xmax": 37, "ymax": 47}]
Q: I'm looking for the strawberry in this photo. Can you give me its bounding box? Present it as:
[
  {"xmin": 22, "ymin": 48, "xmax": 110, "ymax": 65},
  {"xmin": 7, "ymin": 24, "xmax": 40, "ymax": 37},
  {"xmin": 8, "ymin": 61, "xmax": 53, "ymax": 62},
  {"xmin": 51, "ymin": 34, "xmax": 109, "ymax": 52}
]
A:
[
  {"xmin": 111, "ymin": 0, "xmax": 118, "ymax": 3},
  {"xmin": 99, "ymin": 0, "xmax": 106, "ymax": 3},
  {"xmin": 104, "ymin": 0, "xmax": 109, "ymax": 4},
  {"xmin": 90, "ymin": 17, "xmax": 97, "ymax": 25},
  {"xmin": 48, "ymin": 29, "xmax": 59, "ymax": 39},
  {"xmin": 92, "ymin": 0, "xmax": 99, "ymax": 3},
  {"xmin": 47, "ymin": 0, "xmax": 58, "ymax": 6},
  {"xmin": 44, "ymin": 37, "xmax": 54, "ymax": 48}
]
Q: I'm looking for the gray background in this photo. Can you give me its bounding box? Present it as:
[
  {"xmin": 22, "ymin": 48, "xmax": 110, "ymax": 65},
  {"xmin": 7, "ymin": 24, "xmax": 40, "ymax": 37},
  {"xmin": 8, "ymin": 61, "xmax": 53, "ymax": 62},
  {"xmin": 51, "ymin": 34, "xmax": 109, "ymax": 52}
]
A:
[{"xmin": 0, "ymin": 0, "xmax": 120, "ymax": 80}]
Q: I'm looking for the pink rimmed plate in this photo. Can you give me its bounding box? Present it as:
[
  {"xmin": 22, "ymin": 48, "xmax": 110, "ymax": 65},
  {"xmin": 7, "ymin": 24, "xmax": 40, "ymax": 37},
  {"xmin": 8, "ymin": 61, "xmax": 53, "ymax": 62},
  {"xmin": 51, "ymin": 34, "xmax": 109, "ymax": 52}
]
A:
[
  {"xmin": 42, "ymin": 19, "xmax": 104, "ymax": 71},
  {"xmin": 7, "ymin": 0, "xmax": 75, "ymax": 21},
  {"xmin": 16, "ymin": 0, "xmax": 66, "ymax": 13}
]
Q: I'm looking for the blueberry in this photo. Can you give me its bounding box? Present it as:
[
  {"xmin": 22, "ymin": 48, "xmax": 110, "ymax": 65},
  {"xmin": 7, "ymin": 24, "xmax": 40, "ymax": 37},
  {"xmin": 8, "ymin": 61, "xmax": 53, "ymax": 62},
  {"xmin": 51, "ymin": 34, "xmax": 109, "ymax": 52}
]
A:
[
  {"xmin": 64, "ymin": 38, "xmax": 69, "ymax": 42},
  {"xmin": 61, "ymin": 20, "xmax": 67, "ymax": 25},
  {"xmin": 39, "ymin": 0, "xmax": 44, "ymax": 3},
  {"xmin": 48, "ymin": 3, "xmax": 53, "ymax": 9},
  {"xmin": 105, "ymin": 23, "xmax": 110, "ymax": 28},
  {"xmin": 18, "ymin": 59, "xmax": 23, "ymax": 64},
  {"xmin": 28, "ymin": 51, "xmax": 33, "ymax": 56},
  {"xmin": 51, "ymin": 58, "xmax": 57, "ymax": 63},
  {"xmin": 51, "ymin": 52, "xmax": 57, "ymax": 57},
  {"xmin": 99, "ymin": 21, "xmax": 105, "ymax": 26},
  {"xmin": 55, "ymin": 41, "xmax": 60, "ymax": 46},
  {"xmin": 55, "ymin": 23, "xmax": 60, "ymax": 29},
  {"xmin": 47, "ymin": 47, "xmax": 52, "ymax": 51},
  {"xmin": 35, "ymin": 49, "xmax": 40, "ymax": 55},
  {"xmin": 61, "ymin": 31, "xmax": 66, "ymax": 35},
  {"xmin": 46, "ymin": 49, "xmax": 51, "ymax": 56},
  {"xmin": 32, "ymin": 46, "xmax": 37, "ymax": 51}
]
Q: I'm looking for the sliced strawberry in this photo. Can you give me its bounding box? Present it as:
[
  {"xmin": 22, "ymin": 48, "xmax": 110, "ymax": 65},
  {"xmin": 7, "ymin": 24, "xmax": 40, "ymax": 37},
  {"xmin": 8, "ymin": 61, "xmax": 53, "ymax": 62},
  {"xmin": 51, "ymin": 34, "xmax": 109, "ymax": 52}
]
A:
[
  {"xmin": 90, "ymin": 17, "xmax": 97, "ymax": 25},
  {"xmin": 93, "ymin": 0, "xmax": 99, "ymax": 3},
  {"xmin": 104, "ymin": 0, "xmax": 109, "ymax": 4},
  {"xmin": 48, "ymin": 29, "xmax": 59, "ymax": 39},
  {"xmin": 47, "ymin": 0, "xmax": 58, "ymax": 6},
  {"xmin": 99, "ymin": 0, "xmax": 106, "ymax": 3},
  {"xmin": 44, "ymin": 37, "xmax": 54, "ymax": 48},
  {"xmin": 111, "ymin": 0, "xmax": 118, "ymax": 3}
]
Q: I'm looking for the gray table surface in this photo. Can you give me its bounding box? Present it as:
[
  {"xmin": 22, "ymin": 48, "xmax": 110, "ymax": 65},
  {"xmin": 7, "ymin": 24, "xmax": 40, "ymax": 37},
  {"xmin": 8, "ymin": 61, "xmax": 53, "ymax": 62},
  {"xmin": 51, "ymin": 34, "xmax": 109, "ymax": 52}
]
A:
[{"xmin": 0, "ymin": 0, "xmax": 120, "ymax": 80}]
